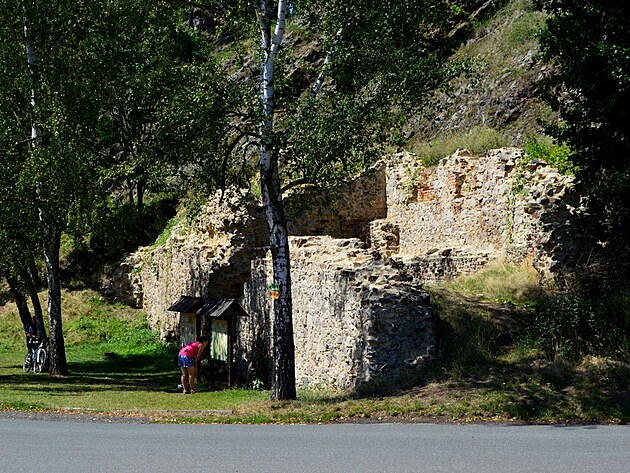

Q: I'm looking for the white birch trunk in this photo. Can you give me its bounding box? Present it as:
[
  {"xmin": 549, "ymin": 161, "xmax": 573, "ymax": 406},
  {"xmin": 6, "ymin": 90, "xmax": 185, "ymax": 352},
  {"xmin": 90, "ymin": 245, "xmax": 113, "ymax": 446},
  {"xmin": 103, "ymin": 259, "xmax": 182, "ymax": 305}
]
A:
[
  {"xmin": 23, "ymin": 8, "xmax": 40, "ymax": 146},
  {"xmin": 23, "ymin": 7, "xmax": 68, "ymax": 374},
  {"xmin": 257, "ymin": 0, "xmax": 296, "ymax": 400}
]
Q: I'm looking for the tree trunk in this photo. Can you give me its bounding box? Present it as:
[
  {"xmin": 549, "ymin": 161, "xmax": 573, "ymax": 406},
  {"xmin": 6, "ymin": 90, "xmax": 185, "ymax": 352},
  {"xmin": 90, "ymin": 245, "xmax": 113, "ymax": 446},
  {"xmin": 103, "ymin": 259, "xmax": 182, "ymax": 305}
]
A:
[
  {"xmin": 20, "ymin": 267, "xmax": 45, "ymax": 337},
  {"xmin": 23, "ymin": 7, "xmax": 41, "ymax": 147},
  {"xmin": 6, "ymin": 275, "xmax": 34, "ymax": 349},
  {"xmin": 260, "ymin": 151, "xmax": 296, "ymax": 400},
  {"xmin": 258, "ymin": 0, "xmax": 296, "ymax": 400},
  {"xmin": 24, "ymin": 7, "xmax": 64, "ymax": 371},
  {"xmin": 28, "ymin": 255, "xmax": 41, "ymax": 287},
  {"xmin": 42, "ymin": 225, "xmax": 68, "ymax": 375}
]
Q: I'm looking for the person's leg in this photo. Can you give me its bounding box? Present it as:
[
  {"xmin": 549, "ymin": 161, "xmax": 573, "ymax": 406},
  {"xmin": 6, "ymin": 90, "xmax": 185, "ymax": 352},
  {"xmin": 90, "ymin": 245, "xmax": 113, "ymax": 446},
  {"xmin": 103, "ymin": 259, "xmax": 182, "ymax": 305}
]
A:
[
  {"xmin": 180, "ymin": 366, "xmax": 188, "ymax": 394},
  {"xmin": 188, "ymin": 366, "xmax": 197, "ymax": 393}
]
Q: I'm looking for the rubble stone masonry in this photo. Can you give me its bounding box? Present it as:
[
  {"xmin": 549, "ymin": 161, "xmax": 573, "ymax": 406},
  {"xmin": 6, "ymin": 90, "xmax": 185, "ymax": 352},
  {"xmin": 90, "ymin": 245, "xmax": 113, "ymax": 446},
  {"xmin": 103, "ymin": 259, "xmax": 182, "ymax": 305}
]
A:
[{"xmin": 114, "ymin": 148, "xmax": 585, "ymax": 390}]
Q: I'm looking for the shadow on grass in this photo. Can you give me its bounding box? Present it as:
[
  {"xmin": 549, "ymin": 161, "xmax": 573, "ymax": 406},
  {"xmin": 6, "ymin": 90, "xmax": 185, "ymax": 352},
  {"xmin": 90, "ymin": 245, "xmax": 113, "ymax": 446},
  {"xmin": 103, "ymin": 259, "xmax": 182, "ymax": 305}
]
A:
[
  {"xmin": 347, "ymin": 292, "xmax": 630, "ymax": 423},
  {"xmin": 0, "ymin": 352, "xmax": 178, "ymax": 394},
  {"xmin": 357, "ymin": 355, "xmax": 630, "ymax": 423}
]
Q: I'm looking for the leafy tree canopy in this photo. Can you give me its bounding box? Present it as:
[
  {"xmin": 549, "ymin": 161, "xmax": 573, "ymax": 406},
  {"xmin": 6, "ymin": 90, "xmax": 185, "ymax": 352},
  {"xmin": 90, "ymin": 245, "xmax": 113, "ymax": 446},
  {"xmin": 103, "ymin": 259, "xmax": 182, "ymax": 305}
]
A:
[
  {"xmin": 199, "ymin": 0, "xmax": 483, "ymax": 193},
  {"xmin": 536, "ymin": 0, "xmax": 630, "ymax": 234}
]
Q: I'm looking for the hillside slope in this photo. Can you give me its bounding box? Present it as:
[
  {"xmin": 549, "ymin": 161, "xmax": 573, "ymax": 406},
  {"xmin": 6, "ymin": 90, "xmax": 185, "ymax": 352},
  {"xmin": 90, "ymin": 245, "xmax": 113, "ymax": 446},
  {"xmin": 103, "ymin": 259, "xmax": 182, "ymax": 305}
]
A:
[{"xmin": 405, "ymin": 0, "xmax": 552, "ymax": 152}]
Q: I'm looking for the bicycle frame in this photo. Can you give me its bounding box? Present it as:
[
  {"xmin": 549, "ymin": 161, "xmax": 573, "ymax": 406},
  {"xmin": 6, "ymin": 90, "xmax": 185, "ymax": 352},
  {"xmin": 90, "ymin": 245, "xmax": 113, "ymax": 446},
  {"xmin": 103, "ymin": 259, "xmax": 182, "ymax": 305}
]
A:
[{"xmin": 23, "ymin": 338, "xmax": 48, "ymax": 373}]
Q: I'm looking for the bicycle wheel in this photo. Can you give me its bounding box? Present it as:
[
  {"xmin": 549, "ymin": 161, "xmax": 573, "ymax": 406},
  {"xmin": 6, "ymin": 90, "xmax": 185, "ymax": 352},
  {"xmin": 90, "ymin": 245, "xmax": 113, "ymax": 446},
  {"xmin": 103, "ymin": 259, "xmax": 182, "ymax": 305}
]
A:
[
  {"xmin": 23, "ymin": 352, "xmax": 32, "ymax": 372},
  {"xmin": 34, "ymin": 348, "xmax": 47, "ymax": 373}
]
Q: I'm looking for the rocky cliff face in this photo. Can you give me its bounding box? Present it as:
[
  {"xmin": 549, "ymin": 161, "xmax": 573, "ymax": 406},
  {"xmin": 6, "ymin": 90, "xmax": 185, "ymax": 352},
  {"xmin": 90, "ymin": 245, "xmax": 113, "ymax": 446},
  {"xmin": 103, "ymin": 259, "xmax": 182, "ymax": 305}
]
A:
[
  {"xmin": 112, "ymin": 147, "xmax": 585, "ymax": 389},
  {"xmin": 407, "ymin": 0, "xmax": 552, "ymax": 145}
]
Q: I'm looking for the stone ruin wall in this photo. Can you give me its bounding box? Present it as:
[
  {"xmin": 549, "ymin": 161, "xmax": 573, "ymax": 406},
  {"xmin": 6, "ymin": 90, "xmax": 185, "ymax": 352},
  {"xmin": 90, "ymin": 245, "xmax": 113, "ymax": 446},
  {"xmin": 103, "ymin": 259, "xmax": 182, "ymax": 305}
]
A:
[
  {"xmin": 283, "ymin": 148, "xmax": 584, "ymax": 287},
  {"xmin": 238, "ymin": 237, "xmax": 434, "ymax": 389},
  {"xmin": 108, "ymin": 188, "xmax": 267, "ymax": 340},
  {"xmin": 112, "ymin": 148, "xmax": 586, "ymax": 389},
  {"xmin": 284, "ymin": 163, "xmax": 388, "ymax": 240},
  {"xmin": 370, "ymin": 148, "xmax": 584, "ymax": 278}
]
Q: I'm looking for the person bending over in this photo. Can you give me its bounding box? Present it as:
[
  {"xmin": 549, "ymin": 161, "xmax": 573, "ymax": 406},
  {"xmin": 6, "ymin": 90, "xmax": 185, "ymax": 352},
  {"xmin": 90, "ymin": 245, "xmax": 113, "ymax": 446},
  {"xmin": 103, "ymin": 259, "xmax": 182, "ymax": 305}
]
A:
[{"xmin": 178, "ymin": 336, "xmax": 209, "ymax": 394}]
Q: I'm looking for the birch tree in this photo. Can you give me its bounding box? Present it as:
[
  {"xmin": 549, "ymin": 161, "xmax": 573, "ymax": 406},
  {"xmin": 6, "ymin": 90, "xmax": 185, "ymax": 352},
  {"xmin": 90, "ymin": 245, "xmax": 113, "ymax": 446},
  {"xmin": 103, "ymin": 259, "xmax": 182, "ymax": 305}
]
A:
[
  {"xmin": 256, "ymin": 0, "xmax": 296, "ymax": 400},
  {"xmin": 201, "ymin": 0, "xmax": 473, "ymax": 399},
  {"xmin": 12, "ymin": 0, "xmax": 102, "ymax": 374},
  {"xmin": 0, "ymin": 9, "xmax": 46, "ymax": 342},
  {"xmin": 2, "ymin": 1, "xmax": 156, "ymax": 373},
  {"xmin": 1, "ymin": 0, "xmax": 229, "ymax": 372}
]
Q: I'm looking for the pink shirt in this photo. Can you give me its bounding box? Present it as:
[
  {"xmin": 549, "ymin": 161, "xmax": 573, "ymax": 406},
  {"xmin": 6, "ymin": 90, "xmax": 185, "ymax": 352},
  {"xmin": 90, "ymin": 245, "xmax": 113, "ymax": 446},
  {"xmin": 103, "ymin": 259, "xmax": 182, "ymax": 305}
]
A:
[{"xmin": 179, "ymin": 341, "xmax": 201, "ymax": 358}]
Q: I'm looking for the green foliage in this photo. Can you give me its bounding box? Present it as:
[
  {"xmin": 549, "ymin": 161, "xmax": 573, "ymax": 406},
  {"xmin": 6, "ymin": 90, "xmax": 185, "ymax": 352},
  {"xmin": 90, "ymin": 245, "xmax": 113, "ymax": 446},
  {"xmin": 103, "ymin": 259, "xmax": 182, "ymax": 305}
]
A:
[
  {"xmin": 523, "ymin": 135, "xmax": 574, "ymax": 173},
  {"xmin": 409, "ymin": 127, "xmax": 511, "ymax": 166},
  {"xmin": 535, "ymin": 0, "xmax": 630, "ymax": 234},
  {"xmin": 284, "ymin": 93, "xmax": 388, "ymax": 189},
  {"xmin": 90, "ymin": 195, "xmax": 177, "ymax": 257},
  {"xmin": 0, "ymin": 0, "xmax": 229, "ymax": 289},
  {"xmin": 529, "ymin": 271, "xmax": 630, "ymax": 362},
  {"xmin": 505, "ymin": 5, "xmax": 547, "ymax": 51},
  {"xmin": 206, "ymin": 0, "xmax": 484, "ymax": 192},
  {"xmin": 93, "ymin": 0, "xmax": 231, "ymax": 199},
  {"xmin": 445, "ymin": 259, "xmax": 540, "ymax": 305},
  {"xmin": 151, "ymin": 215, "xmax": 181, "ymax": 249}
]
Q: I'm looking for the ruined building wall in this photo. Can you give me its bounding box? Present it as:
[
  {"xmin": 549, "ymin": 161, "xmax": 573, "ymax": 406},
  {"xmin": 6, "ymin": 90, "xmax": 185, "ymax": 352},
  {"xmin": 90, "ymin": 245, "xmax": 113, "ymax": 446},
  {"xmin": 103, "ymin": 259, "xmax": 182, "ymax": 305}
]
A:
[
  {"xmin": 371, "ymin": 148, "xmax": 584, "ymax": 276},
  {"xmin": 236, "ymin": 148, "xmax": 584, "ymax": 388},
  {"xmin": 113, "ymin": 148, "xmax": 585, "ymax": 389},
  {"xmin": 110, "ymin": 188, "xmax": 267, "ymax": 340},
  {"xmin": 285, "ymin": 163, "xmax": 388, "ymax": 240},
  {"xmin": 239, "ymin": 237, "xmax": 434, "ymax": 390}
]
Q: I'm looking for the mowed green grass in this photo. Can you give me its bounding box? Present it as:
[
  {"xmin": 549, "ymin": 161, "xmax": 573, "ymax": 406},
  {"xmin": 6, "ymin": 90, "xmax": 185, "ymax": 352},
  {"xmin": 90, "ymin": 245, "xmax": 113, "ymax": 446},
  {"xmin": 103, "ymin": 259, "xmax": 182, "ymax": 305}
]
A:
[
  {"xmin": 1, "ymin": 283, "xmax": 628, "ymax": 424},
  {"xmin": 0, "ymin": 290, "xmax": 267, "ymax": 418},
  {"xmin": 0, "ymin": 350, "xmax": 266, "ymax": 414}
]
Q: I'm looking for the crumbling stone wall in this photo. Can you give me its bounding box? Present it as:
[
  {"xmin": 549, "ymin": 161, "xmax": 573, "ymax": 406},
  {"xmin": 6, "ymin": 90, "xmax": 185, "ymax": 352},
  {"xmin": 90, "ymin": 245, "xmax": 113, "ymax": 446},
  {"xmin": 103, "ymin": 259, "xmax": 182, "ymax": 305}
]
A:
[
  {"xmin": 373, "ymin": 148, "xmax": 584, "ymax": 275},
  {"xmin": 239, "ymin": 237, "xmax": 434, "ymax": 390},
  {"xmin": 111, "ymin": 188, "xmax": 267, "ymax": 340},
  {"xmin": 114, "ymin": 147, "xmax": 585, "ymax": 390},
  {"xmin": 235, "ymin": 148, "xmax": 584, "ymax": 388},
  {"xmin": 285, "ymin": 162, "xmax": 388, "ymax": 240}
]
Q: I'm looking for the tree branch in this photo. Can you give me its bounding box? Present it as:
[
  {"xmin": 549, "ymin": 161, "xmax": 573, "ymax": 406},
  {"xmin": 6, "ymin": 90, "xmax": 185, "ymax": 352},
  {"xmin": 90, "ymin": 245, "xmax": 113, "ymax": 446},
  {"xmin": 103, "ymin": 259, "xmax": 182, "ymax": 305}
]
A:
[
  {"xmin": 270, "ymin": 0, "xmax": 288, "ymax": 59},
  {"xmin": 310, "ymin": 28, "xmax": 342, "ymax": 99},
  {"xmin": 280, "ymin": 177, "xmax": 311, "ymax": 194}
]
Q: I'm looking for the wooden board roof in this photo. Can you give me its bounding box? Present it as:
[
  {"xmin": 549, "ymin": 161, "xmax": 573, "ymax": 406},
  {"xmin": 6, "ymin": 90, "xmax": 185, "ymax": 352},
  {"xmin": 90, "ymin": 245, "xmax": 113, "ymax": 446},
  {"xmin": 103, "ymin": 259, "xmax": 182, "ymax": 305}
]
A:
[
  {"xmin": 167, "ymin": 296, "xmax": 205, "ymax": 313},
  {"xmin": 198, "ymin": 299, "xmax": 248, "ymax": 318},
  {"xmin": 168, "ymin": 296, "xmax": 248, "ymax": 318}
]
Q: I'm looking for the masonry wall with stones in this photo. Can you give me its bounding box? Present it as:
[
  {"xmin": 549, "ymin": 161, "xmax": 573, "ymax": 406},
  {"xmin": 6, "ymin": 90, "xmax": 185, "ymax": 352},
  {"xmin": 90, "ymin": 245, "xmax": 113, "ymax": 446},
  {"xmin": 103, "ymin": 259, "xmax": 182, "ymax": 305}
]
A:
[
  {"xmin": 371, "ymin": 148, "xmax": 585, "ymax": 277},
  {"xmin": 112, "ymin": 148, "xmax": 586, "ymax": 389},
  {"xmin": 284, "ymin": 163, "xmax": 387, "ymax": 240},
  {"xmin": 105, "ymin": 188, "xmax": 267, "ymax": 340},
  {"xmin": 238, "ymin": 237, "xmax": 434, "ymax": 390}
]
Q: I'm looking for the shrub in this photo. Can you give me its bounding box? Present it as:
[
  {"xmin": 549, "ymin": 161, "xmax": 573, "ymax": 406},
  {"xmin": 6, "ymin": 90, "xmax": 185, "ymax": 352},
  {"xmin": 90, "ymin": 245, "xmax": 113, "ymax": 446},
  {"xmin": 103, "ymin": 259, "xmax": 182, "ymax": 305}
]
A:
[
  {"xmin": 529, "ymin": 271, "xmax": 630, "ymax": 362},
  {"xmin": 523, "ymin": 135, "xmax": 574, "ymax": 174},
  {"xmin": 410, "ymin": 127, "xmax": 511, "ymax": 167}
]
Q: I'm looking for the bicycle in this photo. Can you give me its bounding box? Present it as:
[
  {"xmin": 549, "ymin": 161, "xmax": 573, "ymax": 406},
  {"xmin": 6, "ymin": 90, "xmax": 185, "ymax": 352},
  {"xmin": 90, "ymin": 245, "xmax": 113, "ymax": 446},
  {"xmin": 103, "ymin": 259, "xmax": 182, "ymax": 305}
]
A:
[{"xmin": 23, "ymin": 337, "xmax": 48, "ymax": 373}]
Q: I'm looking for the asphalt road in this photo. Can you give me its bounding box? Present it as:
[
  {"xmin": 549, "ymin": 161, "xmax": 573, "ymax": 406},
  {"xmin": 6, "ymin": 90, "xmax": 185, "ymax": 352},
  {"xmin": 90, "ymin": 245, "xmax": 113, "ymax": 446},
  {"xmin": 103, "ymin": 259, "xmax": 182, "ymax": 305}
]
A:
[{"xmin": 1, "ymin": 418, "xmax": 628, "ymax": 472}]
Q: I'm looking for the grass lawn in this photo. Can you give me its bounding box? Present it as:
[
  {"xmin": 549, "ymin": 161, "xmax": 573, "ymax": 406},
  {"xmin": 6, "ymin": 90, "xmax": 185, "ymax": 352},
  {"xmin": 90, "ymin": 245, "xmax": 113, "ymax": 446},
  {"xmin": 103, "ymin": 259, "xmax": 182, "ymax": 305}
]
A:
[
  {"xmin": 2, "ymin": 345, "xmax": 628, "ymax": 424},
  {"xmin": 0, "ymin": 347, "xmax": 267, "ymax": 417},
  {"xmin": 1, "ymin": 283, "xmax": 628, "ymax": 425}
]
